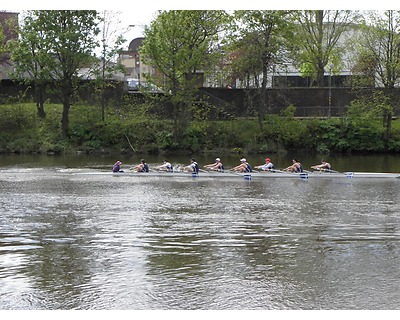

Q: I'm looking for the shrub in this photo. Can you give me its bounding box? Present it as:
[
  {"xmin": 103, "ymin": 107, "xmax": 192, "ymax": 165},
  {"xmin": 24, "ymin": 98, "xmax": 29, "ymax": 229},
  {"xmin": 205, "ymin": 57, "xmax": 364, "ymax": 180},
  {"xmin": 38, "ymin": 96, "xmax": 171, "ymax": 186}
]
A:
[{"xmin": 0, "ymin": 102, "xmax": 399, "ymax": 155}]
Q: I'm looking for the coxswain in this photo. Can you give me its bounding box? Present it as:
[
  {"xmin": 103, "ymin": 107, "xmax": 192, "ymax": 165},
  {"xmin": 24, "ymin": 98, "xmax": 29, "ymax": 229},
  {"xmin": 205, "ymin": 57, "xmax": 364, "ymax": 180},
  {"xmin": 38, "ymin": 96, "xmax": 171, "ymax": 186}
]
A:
[{"xmin": 112, "ymin": 160, "xmax": 123, "ymax": 172}]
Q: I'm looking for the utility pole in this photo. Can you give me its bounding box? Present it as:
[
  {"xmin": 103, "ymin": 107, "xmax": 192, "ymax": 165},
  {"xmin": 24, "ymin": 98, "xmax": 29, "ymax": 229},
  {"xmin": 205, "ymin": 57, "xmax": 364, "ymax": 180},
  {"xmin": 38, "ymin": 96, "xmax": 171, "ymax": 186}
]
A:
[
  {"xmin": 101, "ymin": 10, "xmax": 108, "ymax": 122},
  {"xmin": 328, "ymin": 64, "xmax": 333, "ymax": 118}
]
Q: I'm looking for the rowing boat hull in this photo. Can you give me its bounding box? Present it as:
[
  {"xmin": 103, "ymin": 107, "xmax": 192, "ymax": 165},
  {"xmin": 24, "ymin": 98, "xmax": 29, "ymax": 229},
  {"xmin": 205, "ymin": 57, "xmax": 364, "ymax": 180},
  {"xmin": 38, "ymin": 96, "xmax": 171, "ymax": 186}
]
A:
[
  {"xmin": 310, "ymin": 171, "xmax": 400, "ymax": 179},
  {"xmin": 78, "ymin": 171, "xmax": 400, "ymax": 179}
]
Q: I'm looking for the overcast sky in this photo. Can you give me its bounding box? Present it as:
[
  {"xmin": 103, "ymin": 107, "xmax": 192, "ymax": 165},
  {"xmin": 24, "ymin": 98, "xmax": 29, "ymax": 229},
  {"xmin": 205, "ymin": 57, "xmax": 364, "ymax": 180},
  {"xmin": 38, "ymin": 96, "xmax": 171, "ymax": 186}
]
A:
[
  {"xmin": 4, "ymin": 1, "xmax": 398, "ymax": 49},
  {"xmin": 5, "ymin": 0, "xmax": 394, "ymax": 13}
]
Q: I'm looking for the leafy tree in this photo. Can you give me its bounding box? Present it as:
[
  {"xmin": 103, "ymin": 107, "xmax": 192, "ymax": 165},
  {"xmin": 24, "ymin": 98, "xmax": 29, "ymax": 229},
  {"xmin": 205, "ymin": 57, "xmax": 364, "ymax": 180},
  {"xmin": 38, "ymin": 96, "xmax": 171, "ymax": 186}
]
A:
[
  {"xmin": 1, "ymin": 12, "xmax": 18, "ymax": 81},
  {"xmin": 291, "ymin": 10, "xmax": 355, "ymax": 87},
  {"xmin": 350, "ymin": 10, "xmax": 400, "ymax": 147},
  {"xmin": 140, "ymin": 10, "xmax": 229, "ymax": 136},
  {"xmin": 228, "ymin": 10, "xmax": 294, "ymax": 130},
  {"xmin": 10, "ymin": 10, "xmax": 100, "ymax": 139},
  {"xmin": 0, "ymin": 24, "xmax": 6, "ymax": 65},
  {"xmin": 0, "ymin": 26, "xmax": 7, "ymax": 84},
  {"xmin": 355, "ymin": 11, "xmax": 400, "ymax": 88},
  {"xmin": 91, "ymin": 10, "xmax": 126, "ymax": 121},
  {"xmin": 8, "ymin": 11, "xmax": 50, "ymax": 118}
]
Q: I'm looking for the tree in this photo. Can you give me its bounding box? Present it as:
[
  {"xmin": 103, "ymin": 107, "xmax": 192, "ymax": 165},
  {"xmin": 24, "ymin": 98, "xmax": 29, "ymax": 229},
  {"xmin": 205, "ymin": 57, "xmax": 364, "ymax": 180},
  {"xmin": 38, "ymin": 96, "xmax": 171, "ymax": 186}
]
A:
[
  {"xmin": 0, "ymin": 24, "xmax": 6, "ymax": 65},
  {"xmin": 140, "ymin": 10, "xmax": 229, "ymax": 136},
  {"xmin": 349, "ymin": 10, "xmax": 400, "ymax": 147},
  {"xmin": 0, "ymin": 11, "xmax": 18, "ymax": 80},
  {"xmin": 1, "ymin": 12, "xmax": 18, "ymax": 81},
  {"xmin": 0, "ymin": 23, "xmax": 8, "ymax": 83},
  {"xmin": 291, "ymin": 10, "xmax": 355, "ymax": 87},
  {"xmin": 10, "ymin": 10, "xmax": 100, "ymax": 139},
  {"xmin": 228, "ymin": 10, "xmax": 294, "ymax": 130},
  {"xmin": 8, "ymin": 11, "xmax": 50, "ymax": 118},
  {"xmin": 92, "ymin": 10, "xmax": 126, "ymax": 122}
]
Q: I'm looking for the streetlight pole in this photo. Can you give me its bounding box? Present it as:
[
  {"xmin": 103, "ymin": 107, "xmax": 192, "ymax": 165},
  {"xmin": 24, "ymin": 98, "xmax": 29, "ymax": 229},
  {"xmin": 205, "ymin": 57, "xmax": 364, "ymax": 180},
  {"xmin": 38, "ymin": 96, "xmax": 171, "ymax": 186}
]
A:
[
  {"xmin": 101, "ymin": 13, "xmax": 107, "ymax": 122},
  {"xmin": 328, "ymin": 64, "xmax": 333, "ymax": 118}
]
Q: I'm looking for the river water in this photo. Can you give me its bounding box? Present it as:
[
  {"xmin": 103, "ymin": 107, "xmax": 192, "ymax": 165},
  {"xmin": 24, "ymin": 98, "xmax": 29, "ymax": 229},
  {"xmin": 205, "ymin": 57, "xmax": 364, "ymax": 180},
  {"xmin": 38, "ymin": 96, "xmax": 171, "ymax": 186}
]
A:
[{"xmin": 1, "ymin": 153, "xmax": 400, "ymax": 310}]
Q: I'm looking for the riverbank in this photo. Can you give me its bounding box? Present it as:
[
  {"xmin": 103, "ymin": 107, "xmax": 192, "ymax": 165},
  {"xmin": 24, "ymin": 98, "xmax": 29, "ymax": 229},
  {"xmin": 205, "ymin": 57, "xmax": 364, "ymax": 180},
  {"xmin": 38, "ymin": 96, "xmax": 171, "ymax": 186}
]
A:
[{"xmin": 1, "ymin": 102, "xmax": 400, "ymax": 155}]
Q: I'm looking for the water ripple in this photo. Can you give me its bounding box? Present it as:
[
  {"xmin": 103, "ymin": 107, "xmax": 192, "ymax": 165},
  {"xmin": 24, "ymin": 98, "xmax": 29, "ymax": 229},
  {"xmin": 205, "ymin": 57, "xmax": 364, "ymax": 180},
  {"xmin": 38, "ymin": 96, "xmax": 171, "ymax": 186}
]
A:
[{"xmin": 2, "ymin": 172, "xmax": 400, "ymax": 309}]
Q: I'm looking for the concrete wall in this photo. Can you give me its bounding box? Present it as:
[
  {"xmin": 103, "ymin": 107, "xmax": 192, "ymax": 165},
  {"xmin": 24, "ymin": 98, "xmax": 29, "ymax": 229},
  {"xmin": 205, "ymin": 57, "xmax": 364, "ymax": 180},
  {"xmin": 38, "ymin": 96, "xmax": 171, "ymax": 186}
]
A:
[
  {"xmin": 199, "ymin": 87, "xmax": 357, "ymax": 117},
  {"xmin": 1, "ymin": 79, "xmax": 400, "ymax": 118},
  {"xmin": 199, "ymin": 87, "xmax": 400, "ymax": 117}
]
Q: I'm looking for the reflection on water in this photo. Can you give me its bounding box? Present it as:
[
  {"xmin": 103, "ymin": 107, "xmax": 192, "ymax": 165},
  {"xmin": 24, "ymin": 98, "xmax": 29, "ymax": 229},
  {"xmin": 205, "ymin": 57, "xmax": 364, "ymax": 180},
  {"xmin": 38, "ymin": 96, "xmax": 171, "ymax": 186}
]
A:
[{"xmin": 1, "ymin": 166, "xmax": 400, "ymax": 309}]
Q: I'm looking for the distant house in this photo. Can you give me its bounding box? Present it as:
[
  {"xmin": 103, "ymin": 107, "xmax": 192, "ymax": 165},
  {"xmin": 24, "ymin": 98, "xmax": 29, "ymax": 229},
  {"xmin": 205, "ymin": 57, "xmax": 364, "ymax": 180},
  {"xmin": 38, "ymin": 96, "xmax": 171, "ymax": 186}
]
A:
[
  {"xmin": 118, "ymin": 37, "xmax": 157, "ymax": 88},
  {"xmin": 118, "ymin": 37, "xmax": 208, "ymax": 91},
  {"xmin": 0, "ymin": 11, "xmax": 18, "ymax": 80}
]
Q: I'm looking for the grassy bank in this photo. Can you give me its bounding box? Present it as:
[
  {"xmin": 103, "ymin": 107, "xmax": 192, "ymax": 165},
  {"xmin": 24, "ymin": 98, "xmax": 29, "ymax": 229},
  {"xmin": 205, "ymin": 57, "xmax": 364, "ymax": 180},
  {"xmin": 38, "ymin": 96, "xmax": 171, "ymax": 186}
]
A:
[{"xmin": 1, "ymin": 102, "xmax": 400, "ymax": 155}]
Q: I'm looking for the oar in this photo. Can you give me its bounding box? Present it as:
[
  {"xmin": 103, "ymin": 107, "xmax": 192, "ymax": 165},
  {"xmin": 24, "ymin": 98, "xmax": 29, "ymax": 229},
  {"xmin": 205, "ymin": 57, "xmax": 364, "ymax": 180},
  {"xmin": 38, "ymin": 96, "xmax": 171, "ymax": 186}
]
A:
[
  {"xmin": 201, "ymin": 167, "xmax": 229, "ymax": 174},
  {"xmin": 311, "ymin": 167, "xmax": 339, "ymax": 173},
  {"xmin": 323, "ymin": 169, "xmax": 339, "ymax": 173},
  {"xmin": 200, "ymin": 168, "xmax": 216, "ymax": 173},
  {"xmin": 311, "ymin": 167, "xmax": 356, "ymax": 178},
  {"xmin": 228, "ymin": 168, "xmax": 242, "ymax": 174},
  {"xmin": 271, "ymin": 169, "xmax": 286, "ymax": 173},
  {"xmin": 254, "ymin": 168, "xmax": 286, "ymax": 174},
  {"xmin": 276, "ymin": 168, "xmax": 305, "ymax": 174},
  {"xmin": 227, "ymin": 169, "xmax": 252, "ymax": 180},
  {"xmin": 151, "ymin": 167, "xmax": 174, "ymax": 173}
]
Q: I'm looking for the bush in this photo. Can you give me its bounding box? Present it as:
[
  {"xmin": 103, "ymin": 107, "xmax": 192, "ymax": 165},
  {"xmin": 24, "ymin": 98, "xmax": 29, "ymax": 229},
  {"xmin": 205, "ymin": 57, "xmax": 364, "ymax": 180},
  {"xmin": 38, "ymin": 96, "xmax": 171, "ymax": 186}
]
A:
[{"xmin": 0, "ymin": 102, "xmax": 399, "ymax": 154}]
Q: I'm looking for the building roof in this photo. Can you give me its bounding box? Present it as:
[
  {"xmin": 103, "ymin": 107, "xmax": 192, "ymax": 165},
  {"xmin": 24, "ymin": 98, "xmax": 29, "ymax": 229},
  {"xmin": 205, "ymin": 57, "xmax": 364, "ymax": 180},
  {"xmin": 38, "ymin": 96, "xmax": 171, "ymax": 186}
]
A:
[{"xmin": 128, "ymin": 37, "xmax": 144, "ymax": 52}]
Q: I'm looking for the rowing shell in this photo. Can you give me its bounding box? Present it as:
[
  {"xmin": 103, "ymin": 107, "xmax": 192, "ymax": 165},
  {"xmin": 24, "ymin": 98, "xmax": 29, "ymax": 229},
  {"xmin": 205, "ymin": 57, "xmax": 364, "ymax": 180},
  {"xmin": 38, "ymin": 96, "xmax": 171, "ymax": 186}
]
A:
[{"xmin": 77, "ymin": 170, "xmax": 400, "ymax": 179}]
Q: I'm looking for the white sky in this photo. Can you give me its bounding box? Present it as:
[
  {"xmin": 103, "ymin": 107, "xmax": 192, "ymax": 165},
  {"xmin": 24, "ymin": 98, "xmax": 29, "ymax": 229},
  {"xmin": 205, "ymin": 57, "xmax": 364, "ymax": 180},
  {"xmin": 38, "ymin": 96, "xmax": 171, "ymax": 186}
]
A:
[
  {"xmin": 3, "ymin": 1, "xmax": 400, "ymax": 50},
  {"xmin": 4, "ymin": 0, "xmax": 400, "ymax": 13}
]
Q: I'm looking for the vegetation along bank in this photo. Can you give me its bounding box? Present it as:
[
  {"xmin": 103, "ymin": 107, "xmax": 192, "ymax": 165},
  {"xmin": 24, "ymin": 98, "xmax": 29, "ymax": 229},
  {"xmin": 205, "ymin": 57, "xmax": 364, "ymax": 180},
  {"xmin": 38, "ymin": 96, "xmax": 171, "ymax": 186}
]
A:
[
  {"xmin": 3, "ymin": 11, "xmax": 400, "ymax": 155},
  {"xmin": 1, "ymin": 102, "xmax": 400, "ymax": 156}
]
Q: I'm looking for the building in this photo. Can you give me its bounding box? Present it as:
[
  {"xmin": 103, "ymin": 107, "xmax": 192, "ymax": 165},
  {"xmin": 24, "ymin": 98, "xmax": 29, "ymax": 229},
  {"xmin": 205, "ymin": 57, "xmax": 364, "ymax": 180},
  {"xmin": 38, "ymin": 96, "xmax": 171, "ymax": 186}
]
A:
[{"xmin": 118, "ymin": 37, "xmax": 158, "ymax": 89}]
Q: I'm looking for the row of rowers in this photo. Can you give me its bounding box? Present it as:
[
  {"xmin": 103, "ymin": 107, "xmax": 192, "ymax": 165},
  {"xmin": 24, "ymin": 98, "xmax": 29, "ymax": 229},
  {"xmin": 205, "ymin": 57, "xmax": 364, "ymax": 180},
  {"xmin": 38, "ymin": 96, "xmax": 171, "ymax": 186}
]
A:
[{"xmin": 113, "ymin": 158, "xmax": 332, "ymax": 173}]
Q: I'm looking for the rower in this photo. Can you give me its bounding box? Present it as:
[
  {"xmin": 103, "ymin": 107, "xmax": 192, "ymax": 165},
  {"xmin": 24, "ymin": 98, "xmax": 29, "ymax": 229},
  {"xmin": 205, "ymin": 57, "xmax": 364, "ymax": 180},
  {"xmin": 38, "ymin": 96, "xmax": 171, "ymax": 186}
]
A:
[
  {"xmin": 232, "ymin": 158, "xmax": 252, "ymax": 173},
  {"xmin": 204, "ymin": 157, "xmax": 224, "ymax": 171},
  {"xmin": 255, "ymin": 157, "xmax": 274, "ymax": 171},
  {"xmin": 285, "ymin": 159, "xmax": 303, "ymax": 173},
  {"xmin": 131, "ymin": 159, "xmax": 149, "ymax": 172},
  {"xmin": 311, "ymin": 160, "xmax": 332, "ymax": 171},
  {"xmin": 156, "ymin": 160, "xmax": 173, "ymax": 172},
  {"xmin": 185, "ymin": 158, "xmax": 199, "ymax": 173}
]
